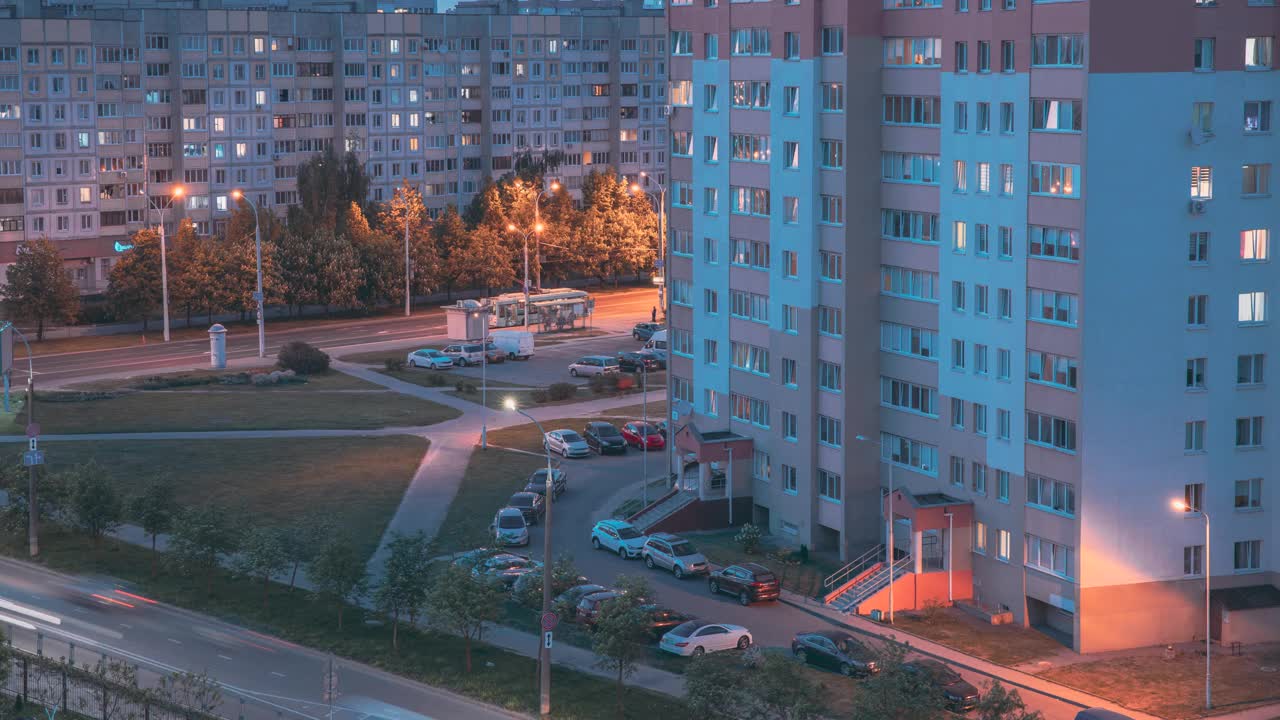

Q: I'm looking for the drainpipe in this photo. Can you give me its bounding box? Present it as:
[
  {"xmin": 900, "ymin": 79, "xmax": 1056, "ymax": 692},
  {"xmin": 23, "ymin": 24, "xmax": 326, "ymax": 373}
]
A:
[
  {"xmin": 726, "ymin": 445, "xmax": 734, "ymax": 526},
  {"xmin": 943, "ymin": 511, "xmax": 954, "ymax": 604}
]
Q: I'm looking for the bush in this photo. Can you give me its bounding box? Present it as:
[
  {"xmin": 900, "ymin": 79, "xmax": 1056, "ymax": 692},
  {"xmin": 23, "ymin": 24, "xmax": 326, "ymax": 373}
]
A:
[
  {"xmin": 424, "ymin": 372, "xmax": 447, "ymax": 387},
  {"xmin": 530, "ymin": 389, "xmax": 550, "ymax": 404},
  {"xmin": 587, "ymin": 373, "xmax": 621, "ymax": 395},
  {"xmin": 547, "ymin": 382, "xmax": 577, "ymax": 401},
  {"xmin": 384, "ymin": 358, "xmax": 405, "ymax": 372},
  {"xmin": 454, "ymin": 380, "xmax": 477, "ymax": 394},
  {"xmin": 277, "ymin": 341, "xmax": 330, "ymax": 375},
  {"xmin": 920, "ymin": 598, "xmax": 946, "ymax": 624},
  {"xmin": 734, "ymin": 523, "xmax": 763, "ymax": 554},
  {"xmin": 798, "ymin": 544, "xmax": 809, "ymax": 564}
]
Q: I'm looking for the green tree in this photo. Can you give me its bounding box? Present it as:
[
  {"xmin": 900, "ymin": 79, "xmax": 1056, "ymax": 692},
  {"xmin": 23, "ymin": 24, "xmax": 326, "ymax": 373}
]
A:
[
  {"xmin": 276, "ymin": 225, "xmax": 361, "ymax": 314},
  {"xmin": 686, "ymin": 652, "xmax": 823, "ymax": 720},
  {"xmin": 106, "ymin": 228, "xmax": 163, "ymax": 329},
  {"xmin": 1, "ymin": 236, "xmax": 80, "ymax": 340},
  {"xmin": 66, "ymin": 461, "xmax": 122, "ymax": 547},
  {"xmin": 168, "ymin": 506, "xmax": 240, "ymax": 597},
  {"xmin": 460, "ymin": 223, "xmax": 518, "ymax": 294},
  {"xmin": 308, "ymin": 534, "xmax": 368, "ymax": 631},
  {"xmin": 77, "ymin": 657, "xmax": 140, "ymax": 720},
  {"xmin": 129, "ymin": 480, "xmax": 176, "ymax": 577},
  {"xmin": 514, "ymin": 553, "xmax": 582, "ymax": 608},
  {"xmin": 433, "ymin": 206, "xmax": 472, "ymax": 299},
  {"xmin": 154, "ymin": 670, "xmax": 223, "ymax": 716},
  {"xmin": 590, "ymin": 574, "xmax": 652, "ymax": 718},
  {"xmin": 279, "ymin": 517, "xmax": 331, "ymax": 591},
  {"xmin": 975, "ymin": 680, "xmax": 1044, "ymax": 720},
  {"xmin": 217, "ymin": 201, "xmax": 283, "ymax": 317},
  {"xmin": 576, "ymin": 173, "xmax": 657, "ymax": 285},
  {"xmin": 167, "ymin": 219, "xmax": 223, "ymax": 327},
  {"xmin": 377, "ymin": 181, "xmax": 437, "ymax": 308},
  {"xmin": 291, "ymin": 147, "xmax": 369, "ymax": 235},
  {"xmin": 375, "ymin": 531, "xmax": 432, "ymax": 651},
  {"xmin": 847, "ymin": 643, "xmax": 947, "ymax": 720},
  {"xmin": 233, "ymin": 526, "xmax": 289, "ymax": 611},
  {"xmin": 348, "ymin": 204, "xmax": 403, "ymax": 310},
  {"xmin": 425, "ymin": 563, "xmax": 504, "ymax": 673}
]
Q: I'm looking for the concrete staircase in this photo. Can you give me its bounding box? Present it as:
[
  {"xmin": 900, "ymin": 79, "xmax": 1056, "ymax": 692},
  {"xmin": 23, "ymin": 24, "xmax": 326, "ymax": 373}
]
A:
[
  {"xmin": 828, "ymin": 553, "xmax": 913, "ymax": 613},
  {"xmin": 628, "ymin": 488, "xmax": 699, "ymax": 533}
]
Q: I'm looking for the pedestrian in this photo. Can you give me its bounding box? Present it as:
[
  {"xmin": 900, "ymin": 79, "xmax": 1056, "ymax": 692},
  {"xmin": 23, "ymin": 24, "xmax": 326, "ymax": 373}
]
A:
[{"xmin": 651, "ymin": 306, "xmax": 657, "ymax": 323}]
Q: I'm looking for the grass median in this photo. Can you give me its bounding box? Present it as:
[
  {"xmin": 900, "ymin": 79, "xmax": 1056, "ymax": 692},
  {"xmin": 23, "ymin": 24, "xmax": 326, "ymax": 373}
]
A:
[{"xmin": 428, "ymin": 448, "xmax": 545, "ymax": 556}]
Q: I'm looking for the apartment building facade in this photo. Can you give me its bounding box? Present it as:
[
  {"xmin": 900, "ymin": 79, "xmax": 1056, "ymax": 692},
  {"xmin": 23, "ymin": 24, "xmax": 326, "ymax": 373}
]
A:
[
  {"xmin": 668, "ymin": 0, "xmax": 1279, "ymax": 653},
  {"xmin": 0, "ymin": 0, "xmax": 666, "ymax": 293}
]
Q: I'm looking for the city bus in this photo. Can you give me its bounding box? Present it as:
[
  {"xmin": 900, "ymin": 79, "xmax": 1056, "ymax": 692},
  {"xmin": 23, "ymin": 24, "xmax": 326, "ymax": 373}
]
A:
[{"xmin": 487, "ymin": 288, "xmax": 595, "ymax": 331}]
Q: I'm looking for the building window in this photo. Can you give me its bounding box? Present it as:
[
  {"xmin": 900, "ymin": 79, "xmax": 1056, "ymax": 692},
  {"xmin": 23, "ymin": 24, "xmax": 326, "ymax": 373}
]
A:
[
  {"xmin": 1027, "ymin": 474, "xmax": 1075, "ymax": 516},
  {"xmin": 880, "ymin": 377, "xmax": 938, "ymax": 416},
  {"xmin": 1235, "ymin": 478, "xmax": 1263, "ymax": 509},
  {"xmin": 1026, "ymin": 534, "xmax": 1073, "ymax": 579},
  {"xmin": 782, "ymin": 412, "xmax": 798, "ymax": 441},
  {"xmin": 974, "ymin": 521, "xmax": 987, "ymax": 555},
  {"xmin": 1028, "ymin": 289, "xmax": 1078, "ymax": 326},
  {"xmin": 1026, "ymin": 411, "xmax": 1077, "ymax": 452},
  {"xmin": 955, "ymin": 41, "xmax": 968, "ymax": 72},
  {"xmin": 1234, "ymin": 540, "xmax": 1262, "ymax": 572},
  {"xmin": 955, "ymin": 160, "xmax": 968, "ymax": 192},
  {"xmin": 1186, "ymin": 420, "xmax": 1207, "ymax": 452},
  {"xmin": 1242, "ymin": 164, "xmax": 1271, "ymax": 196},
  {"xmin": 1032, "ymin": 98, "xmax": 1082, "ymax": 132},
  {"xmin": 1245, "ymin": 100, "xmax": 1272, "ymax": 132},
  {"xmin": 1235, "ymin": 416, "xmax": 1264, "ymax": 448},
  {"xmin": 1032, "ymin": 34, "xmax": 1084, "ymax": 66},
  {"xmin": 1191, "ymin": 166, "xmax": 1214, "ymax": 198},
  {"xmin": 1188, "ymin": 294, "xmax": 1209, "ymax": 327},
  {"xmin": 1241, "ymin": 229, "xmax": 1270, "ymax": 262},
  {"xmin": 1239, "ymin": 291, "xmax": 1268, "ymax": 324},
  {"xmin": 818, "ymin": 361, "xmax": 842, "ymax": 393},
  {"xmin": 752, "ymin": 450, "xmax": 771, "ymax": 482},
  {"xmin": 1237, "ymin": 354, "xmax": 1265, "ymax": 385},
  {"xmin": 881, "ymin": 432, "xmax": 940, "ymax": 476},
  {"xmin": 730, "ymin": 393, "xmax": 770, "ymax": 428},
  {"xmin": 997, "ymin": 409, "xmax": 1011, "ymax": 440},
  {"xmin": 976, "ymin": 286, "xmax": 990, "ymax": 316},
  {"xmin": 997, "ymin": 470, "xmax": 1009, "ymax": 502},
  {"xmin": 1184, "ymin": 545, "xmax": 1204, "ymax": 577},
  {"xmin": 1245, "ymin": 36, "xmax": 1273, "ymax": 70},
  {"xmin": 782, "ymin": 358, "xmax": 797, "ymax": 386},
  {"xmin": 950, "ymin": 456, "xmax": 965, "ymax": 487},
  {"xmin": 1029, "ymin": 162, "xmax": 1079, "ymax": 197},
  {"xmin": 818, "ymin": 415, "xmax": 842, "ymax": 447},
  {"xmin": 951, "ymin": 398, "xmax": 966, "ymax": 429},
  {"xmin": 997, "ymin": 529, "xmax": 1012, "ymax": 562},
  {"xmin": 782, "ymin": 465, "xmax": 798, "ymax": 494},
  {"xmin": 1189, "ymin": 232, "xmax": 1210, "ymax": 264},
  {"xmin": 952, "ymin": 281, "xmax": 967, "ymax": 311},
  {"xmin": 818, "ymin": 469, "xmax": 842, "ymax": 502},
  {"xmin": 998, "ymin": 289, "xmax": 1013, "ymax": 320},
  {"xmin": 955, "ymin": 102, "xmax": 968, "ymax": 132},
  {"xmin": 704, "ymin": 388, "xmax": 718, "ymax": 415},
  {"xmin": 1194, "ymin": 38, "xmax": 1215, "ymax": 71},
  {"xmin": 971, "ymin": 463, "xmax": 987, "ymax": 494},
  {"xmin": 1187, "ymin": 357, "xmax": 1207, "ymax": 390},
  {"xmin": 1028, "ymin": 350, "xmax": 1078, "ymax": 389},
  {"xmin": 821, "ymin": 27, "xmax": 845, "ymax": 55}
]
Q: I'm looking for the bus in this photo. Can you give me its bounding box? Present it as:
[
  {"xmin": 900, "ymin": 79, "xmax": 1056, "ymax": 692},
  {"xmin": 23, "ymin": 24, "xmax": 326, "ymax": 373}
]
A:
[{"xmin": 487, "ymin": 288, "xmax": 595, "ymax": 331}]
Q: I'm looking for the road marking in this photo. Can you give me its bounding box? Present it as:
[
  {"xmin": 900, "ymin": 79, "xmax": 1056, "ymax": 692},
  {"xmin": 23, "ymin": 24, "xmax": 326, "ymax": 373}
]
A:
[
  {"xmin": 218, "ymin": 654, "xmax": 233, "ymax": 661},
  {"xmin": 270, "ymin": 671, "xmax": 286, "ymax": 678},
  {"xmin": 118, "ymin": 623, "xmax": 132, "ymax": 629},
  {"xmin": 167, "ymin": 638, "xmax": 182, "ymax": 645}
]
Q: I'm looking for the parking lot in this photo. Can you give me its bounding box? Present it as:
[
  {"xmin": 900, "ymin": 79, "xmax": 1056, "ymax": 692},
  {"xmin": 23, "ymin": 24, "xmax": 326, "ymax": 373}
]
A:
[{"xmin": 445, "ymin": 330, "xmax": 660, "ymax": 389}]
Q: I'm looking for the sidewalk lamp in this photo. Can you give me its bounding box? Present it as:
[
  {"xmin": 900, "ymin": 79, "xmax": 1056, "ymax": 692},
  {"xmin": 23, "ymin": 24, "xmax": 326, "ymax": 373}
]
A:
[
  {"xmin": 633, "ymin": 172, "xmax": 670, "ymax": 484},
  {"xmin": 230, "ymin": 190, "xmax": 266, "ymax": 358},
  {"xmin": 503, "ymin": 397, "xmax": 554, "ymax": 718},
  {"xmin": 854, "ymin": 434, "xmax": 895, "ymax": 624},
  {"xmin": 148, "ymin": 185, "xmax": 185, "ymax": 343},
  {"xmin": 532, "ymin": 181, "xmax": 560, "ymax": 292},
  {"xmin": 506, "ymin": 223, "xmax": 544, "ymax": 332},
  {"xmin": 1171, "ymin": 498, "xmax": 1212, "ymax": 710}
]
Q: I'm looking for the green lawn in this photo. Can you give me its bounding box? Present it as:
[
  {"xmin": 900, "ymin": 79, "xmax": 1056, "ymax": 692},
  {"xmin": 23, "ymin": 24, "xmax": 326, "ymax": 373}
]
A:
[
  {"xmin": 66, "ymin": 367, "xmax": 380, "ymax": 392},
  {"xmin": 428, "ymin": 448, "xmax": 545, "ymax": 556},
  {"xmin": 337, "ymin": 343, "xmax": 443, "ymax": 366},
  {"xmin": 376, "ymin": 368, "xmax": 532, "ymax": 392},
  {"xmin": 0, "ymin": 530, "xmax": 693, "ymax": 720},
  {"xmin": 891, "ymin": 608, "xmax": 1067, "ymax": 667},
  {"xmin": 16, "ymin": 376, "xmax": 460, "ymax": 434},
  {"xmin": 32, "ymin": 436, "xmax": 426, "ymax": 562},
  {"xmin": 483, "ymin": 417, "xmax": 607, "ymax": 454},
  {"xmin": 600, "ymin": 399, "xmax": 669, "ymax": 421},
  {"xmin": 447, "ymin": 386, "xmax": 591, "ymax": 411},
  {"xmin": 686, "ymin": 529, "xmax": 845, "ymax": 600}
]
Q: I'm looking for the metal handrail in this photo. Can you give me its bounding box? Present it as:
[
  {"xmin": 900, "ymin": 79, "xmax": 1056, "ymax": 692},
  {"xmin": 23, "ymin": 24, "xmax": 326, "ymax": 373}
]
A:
[
  {"xmin": 823, "ymin": 543, "xmax": 886, "ymax": 590},
  {"xmin": 843, "ymin": 553, "xmax": 915, "ymax": 609}
]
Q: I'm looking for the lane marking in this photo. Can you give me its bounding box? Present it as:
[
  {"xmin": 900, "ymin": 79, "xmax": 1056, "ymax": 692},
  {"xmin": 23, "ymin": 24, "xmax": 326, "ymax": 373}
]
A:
[
  {"xmin": 167, "ymin": 638, "xmax": 182, "ymax": 645},
  {"xmin": 118, "ymin": 623, "xmax": 132, "ymax": 629},
  {"xmin": 270, "ymin": 671, "xmax": 286, "ymax": 678},
  {"xmin": 0, "ymin": 598, "xmax": 62, "ymax": 625},
  {"xmin": 218, "ymin": 654, "xmax": 233, "ymax": 661}
]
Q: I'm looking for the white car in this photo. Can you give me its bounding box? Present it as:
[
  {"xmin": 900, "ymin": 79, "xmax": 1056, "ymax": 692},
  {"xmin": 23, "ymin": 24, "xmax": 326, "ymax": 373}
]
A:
[
  {"xmin": 590, "ymin": 519, "xmax": 648, "ymax": 559},
  {"xmin": 491, "ymin": 507, "xmax": 530, "ymax": 547},
  {"xmin": 544, "ymin": 429, "xmax": 592, "ymax": 458},
  {"xmin": 660, "ymin": 621, "xmax": 753, "ymax": 657},
  {"xmin": 405, "ymin": 348, "xmax": 455, "ymax": 370},
  {"xmin": 567, "ymin": 355, "xmax": 621, "ymax": 377}
]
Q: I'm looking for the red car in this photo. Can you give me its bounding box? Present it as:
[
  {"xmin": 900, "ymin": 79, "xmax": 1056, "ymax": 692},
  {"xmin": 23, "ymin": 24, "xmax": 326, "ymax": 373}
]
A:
[{"xmin": 621, "ymin": 422, "xmax": 666, "ymax": 450}]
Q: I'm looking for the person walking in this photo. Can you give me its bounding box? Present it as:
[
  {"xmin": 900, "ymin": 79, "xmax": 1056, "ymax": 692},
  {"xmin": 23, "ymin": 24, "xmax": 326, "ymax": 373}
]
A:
[{"xmin": 651, "ymin": 306, "xmax": 657, "ymax": 323}]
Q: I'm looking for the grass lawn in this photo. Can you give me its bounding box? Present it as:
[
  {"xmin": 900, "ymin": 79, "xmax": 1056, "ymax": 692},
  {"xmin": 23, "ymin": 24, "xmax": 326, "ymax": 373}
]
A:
[
  {"xmin": 427, "ymin": 448, "xmax": 545, "ymax": 556},
  {"xmin": 447, "ymin": 385, "xmax": 590, "ymax": 411},
  {"xmin": 601, "ymin": 400, "xmax": 669, "ymax": 420},
  {"xmin": 890, "ymin": 608, "xmax": 1067, "ymax": 667},
  {"xmin": 15, "ymin": 375, "xmax": 460, "ymax": 434},
  {"xmin": 484, "ymin": 417, "xmax": 606, "ymax": 454},
  {"xmin": 685, "ymin": 529, "xmax": 845, "ymax": 600},
  {"xmin": 1039, "ymin": 645, "xmax": 1280, "ymax": 719},
  {"xmin": 374, "ymin": 368, "xmax": 533, "ymax": 392},
  {"xmin": 33, "ymin": 436, "xmax": 426, "ymax": 562},
  {"xmin": 66, "ymin": 367, "xmax": 380, "ymax": 392},
  {"xmin": 0, "ymin": 530, "xmax": 693, "ymax": 720},
  {"xmin": 337, "ymin": 343, "xmax": 443, "ymax": 366}
]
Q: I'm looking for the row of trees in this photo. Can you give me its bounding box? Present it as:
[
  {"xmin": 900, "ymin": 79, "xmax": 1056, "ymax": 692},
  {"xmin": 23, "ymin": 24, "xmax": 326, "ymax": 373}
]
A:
[{"xmin": 0, "ymin": 150, "xmax": 660, "ymax": 340}]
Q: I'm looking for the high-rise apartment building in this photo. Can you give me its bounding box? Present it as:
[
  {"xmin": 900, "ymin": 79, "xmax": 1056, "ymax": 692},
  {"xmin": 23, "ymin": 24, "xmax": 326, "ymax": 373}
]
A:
[
  {"xmin": 667, "ymin": 0, "xmax": 1278, "ymax": 653},
  {"xmin": 0, "ymin": 0, "xmax": 665, "ymax": 292}
]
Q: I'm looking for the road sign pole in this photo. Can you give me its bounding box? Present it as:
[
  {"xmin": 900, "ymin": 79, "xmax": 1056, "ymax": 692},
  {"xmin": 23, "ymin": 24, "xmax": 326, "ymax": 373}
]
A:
[{"xmin": 26, "ymin": 375, "xmax": 37, "ymax": 557}]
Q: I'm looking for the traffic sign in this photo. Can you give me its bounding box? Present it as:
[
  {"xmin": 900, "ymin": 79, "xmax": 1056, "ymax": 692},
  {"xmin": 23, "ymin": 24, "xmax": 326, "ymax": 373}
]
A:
[
  {"xmin": 25, "ymin": 422, "xmax": 39, "ymax": 438},
  {"xmin": 543, "ymin": 631, "xmax": 553, "ymax": 650},
  {"xmin": 28, "ymin": 437, "xmax": 37, "ymax": 451},
  {"xmin": 22, "ymin": 450, "xmax": 44, "ymax": 467},
  {"xmin": 540, "ymin": 612, "xmax": 558, "ymax": 631},
  {"xmin": 654, "ymin": 259, "xmax": 664, "ymax": 269},
  {"xmin": 252, "ymin": 291, "xmax": 264, "ymax": 303}
]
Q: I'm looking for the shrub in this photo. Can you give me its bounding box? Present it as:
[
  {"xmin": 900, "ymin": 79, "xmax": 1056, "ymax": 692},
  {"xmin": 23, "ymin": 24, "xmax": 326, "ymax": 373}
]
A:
[
  {"xmin": 547, "ymin": 382, "xmax": 577, "ymax": 401},
  {"xmin": 798, "ymin": 544, "xmax": 809, "ymax": 564},
  {"xmin": 530, "ymin": 389, "xmax": 550, "ymax": 404},
  {"xmin": 277, "ymin": 341, "xmax": 330, "ymax": 375},
  {"xmin": 920, "ymin": 598, "xmax": 946, "ymax": 624},
  {"xmin": 454, "ymin": 380, "xmax": 477, "ymax": 394},
  {"xmin": 587, "ymin": 373, "xmax": 621, "ymax": 395},
  {"xmin": 734, "ymin": 523, "xmax": 763, "ymax": 554},
  {"xmin": 384, "ymin": 358, "xmax": 405, "ymax": 372},
  {"xmin": 425, "ymin": 372, "xmax": 447, "ymax": 387}
]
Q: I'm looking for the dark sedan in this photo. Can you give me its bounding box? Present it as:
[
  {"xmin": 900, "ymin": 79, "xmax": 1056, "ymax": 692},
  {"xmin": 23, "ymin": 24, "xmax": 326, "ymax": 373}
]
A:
[
  {"xmin": 524, "ymin": 468, "xmax": 567, "ymax": 499},
  {"xmin": 554, "ymin": 584, "xmax": 609, "ymax": 617},
  {"xmin": 507, "ymin": 491, "xmax": 545, "ymax": 525},
  {"xmin": 617, "ymin": 351, "xmax": 661, "ymax": 373},
  {"xmin": 640, "ymin": 605, "xmax": 693, "ymax": 640},
  {"xmin": 708, "ymin": 562, "xmax": 780, "ymax": 605},
  {"xmin": 791, "ymin": 630, "xmax": 879, "ymax": 677},
  {"xmin": 583, "ymin": 421, "xmax": 627, "ymax": 455},
  {"xmin": 632, "ymin": 322, "xmax": 662, "ymax": 341},
  {"xmin": 905, "ymin": 659, "xmax": 981, "ymax": 712}
]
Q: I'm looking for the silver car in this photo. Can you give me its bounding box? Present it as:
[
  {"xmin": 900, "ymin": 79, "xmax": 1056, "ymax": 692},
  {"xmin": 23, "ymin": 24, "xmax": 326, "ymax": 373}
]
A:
[
  {"xmin": 544, "ymin": 429, "xmax": 592, "ymax": 458},
  {"xmin": 442, "ymin": 343, "xmax": 486, "ymax": 366},
  {"xmin": 642, "ymin": 532, "xmax": 709, "ymax": 579},
  {"xmin": 491, "ymin": 507, "xmax": 530, "ymax": 547},
  {"xmin": 567, "ymin": 355, "xmax": 621, "ymax": 377}
]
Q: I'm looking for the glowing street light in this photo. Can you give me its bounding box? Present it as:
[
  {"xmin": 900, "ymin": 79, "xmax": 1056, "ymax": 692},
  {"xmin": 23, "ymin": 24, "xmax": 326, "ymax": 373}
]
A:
[
  {"xmin": 230, "ymin": 189, "xmax": 266, "ymax": 358},
  {"xmin": 149, "ymin": 185, "xmax": 185, "ymax": 342},
  {"xmin": 507, "ymin": 222, "xmax": 544, "ymax": 332},
  {"xmin": 1171, "ymin": 498, "xmax": 1212, "ymax": 710}
]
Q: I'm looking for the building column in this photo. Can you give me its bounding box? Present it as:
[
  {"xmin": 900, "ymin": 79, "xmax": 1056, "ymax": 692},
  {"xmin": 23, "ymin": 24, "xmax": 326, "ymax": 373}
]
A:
[{"xmin": 912, "ymin": 529, "xmax": 923, "ymax": 574}]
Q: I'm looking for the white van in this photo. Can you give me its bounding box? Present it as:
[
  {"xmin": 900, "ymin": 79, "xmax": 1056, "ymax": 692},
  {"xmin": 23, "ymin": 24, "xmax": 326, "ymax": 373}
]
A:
[
  {"xmin": 490, "ymin": 330, "xmax": 535, "ymax": 360},
  {"xmin": 642, "ymin": 329, "xmax": 667, "ymax": 360}
]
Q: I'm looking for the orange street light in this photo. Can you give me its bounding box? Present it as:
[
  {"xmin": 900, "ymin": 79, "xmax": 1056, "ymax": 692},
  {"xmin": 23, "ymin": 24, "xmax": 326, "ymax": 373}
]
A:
[
  {"xmin": 1172, "ymin": 499, "xmax": 1189, "ymax": 512},
  {"xmin": 507, "ymin": 223, "xmax": 516, "ymax": 232},
  {"xmin": 230, "ymin": 189, "xmax": 243, "ymax": 200},
  {"xmin": 549, "ymin": 181, "xmax": 561, "ymax": 192},
  {"xmin": 172, "ymin": 185, "xmax": 185, "ymax": 198}
]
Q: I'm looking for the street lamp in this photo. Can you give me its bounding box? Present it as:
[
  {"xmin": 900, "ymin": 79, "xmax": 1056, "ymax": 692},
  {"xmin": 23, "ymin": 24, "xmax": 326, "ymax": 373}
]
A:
[
  {"xmin": 532, "ymin": 181, "xmax": 560, "ymax": 292},
  {"xmin": 855, "ymin": 434, "xmax": 896, "ymax": 624},
  {"xmin": 506, "ymin": 222, "xmax": 544, "ymax": 332},
  {"xmin": 2, "ymin": 323, "xmax": 38, "ymax": 555},
  {"xmin": 1172, "ymin": 498, "xmax": 1212, "ymax": 710},
  {"xmin": 504, "ymin": 397, "xmax": 554, "ymax": 718},
  {"xmin": 230, "ymin": 190, "xmax": 266, "ymax": 358},
  {"xmin": 634, "ymin": 172, "xmax": 671, "ymax": 485},
  {"xmin": 148, "ymin": 185, "xmax": 185, "ymax": 342}
]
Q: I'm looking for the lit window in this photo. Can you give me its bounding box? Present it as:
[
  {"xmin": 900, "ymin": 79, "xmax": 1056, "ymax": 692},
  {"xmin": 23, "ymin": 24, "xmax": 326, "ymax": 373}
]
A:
[{"xmin": 1238, "ymin": 291, "xmax": 1268, "ymax": 324}]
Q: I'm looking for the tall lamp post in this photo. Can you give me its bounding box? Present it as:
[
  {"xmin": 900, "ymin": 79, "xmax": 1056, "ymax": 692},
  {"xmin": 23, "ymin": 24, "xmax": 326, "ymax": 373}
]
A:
[
  {"xmin": 507, "ymin": 223, "xmax": 543, "ymax": 332},
  {"xmin": 1172, "ymin": 499, "xmax": 1212, "ymax": 710},
  {"xmin": 230, "ymin": 190, "xmax": 266, "ymax": 358},
  {"xmin": 855, "ymin": 434, "xmax": 896, "ymax": 624},
  {"xmin": 633, "ymin": 172, "xmax": 670, "ymax": 484},
  {"xmin": 148, "ymin": 186, "xmax": 185, "ymax": 342},
  {"xmin": 2, "ymin": 323, "xmax": 38, "ymax": 555},
  {"xmin": 504, "ymin": 398, "xmax": 554, "ymax": 718},
  {"xmin": 532, "ymin": 181, "xmax": 560, "ymax": 292},
  {"xmin": 404, "ymin": 205, "xmax": 412, "ymax": 318}
]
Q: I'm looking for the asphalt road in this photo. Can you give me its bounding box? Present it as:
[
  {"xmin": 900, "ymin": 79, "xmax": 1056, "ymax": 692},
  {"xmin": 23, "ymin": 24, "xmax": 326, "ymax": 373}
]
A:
[
  {"xmin": 0, "ymin": 557, "xmax": 520, "ymax": 720},
  {"xmin": 26, "ymin": 286, "xmax": 659, "ymax": 387}
]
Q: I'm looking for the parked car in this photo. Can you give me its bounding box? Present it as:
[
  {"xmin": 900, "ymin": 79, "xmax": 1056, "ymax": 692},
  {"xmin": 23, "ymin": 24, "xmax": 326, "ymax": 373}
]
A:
[
  {"xmin": 590, "ymin": 519, "xmax": 648, "ymax": 558},
  {"xmin": 708, "ymin": 563, "xmax": 781, "ymax": 605},
  {"xmin": 490, "ymin": 330, "xmax": 535, "ymax": 360},
  {"xmin": 904, "ymin": 659, "xmax": 981, "ymax": 712},
  {"xmin": 642, "ymin": 533, "xmax": 709, "ymax": 578},
  {"xmin": 405, "ymin": 348, "xmax": 456, "ymax": 370},
  {"xmin": 583, "ymin": 421, "xmax": 628, "ymax": 455},
  {"xmin": 442, "ymin": 343, "xmax": 486, "ymax": 366},
  {"xmin": 523, "ymin": 467, "xmax": 567, "ymax": 499},
  {"xmin": 490, "ymin": 508, "xmax": 530, "ymax": 547},
  {"xmin": 506, "ymin": 491, "xmax": 545, "ymax": 525},
  {"xmin": 567, "ymin": 355, "xmax": 621, "ymax": 377},
  {"xmin": 638, "ymin": 349, "xmax": 667, "ymax": 370},
  {"xmin": 791, "ymin": 631, "xmax": 879, "ymax": 677},
  {"xmin": 575, "ymin": 590, "xmax": 624, "ymax": 626},
  {"xmin": 1074, "ymin": 710, "xmax": 1135, "ymax": 720},
  {"xmin": 554, "ymin": 584, "xmax": 609, "ymax": 617},
  {"xmin": 512, "ymin": 568, "xmax": 587, "ymax": 601},
  {"xmin": 621, "ymin": 421, "xmax": 665, "ymax": 450},
  {"xmin": 641, "ymin": 330, "xmax": 667, "ymax": 361},
  {"xmin": 544, "ymin": 429, "xmax": 592, "ymax": 458},
  {"xmin": 640, "ymin": 605, "xmax": 693, "ymax": 640},
  {"xmin": 483, "ymin": 342, "xmax": 507, "ymax": 364},
  {"xmin": 632, "ymin": 322, "xmax": 662, "ymax": 341},
  {"xmin": 617, "ymin": 351, "xmax": 661, "ymax": 373},
  {"xmin": 471, "ymin": 554, "xmax": 542, "ymax": 587},
  {"xmin": 659, "ymin": 621, "xmax": 752, "ymax": 657},
  {"xmin": 452, "ymin": 547, "xmax": 526, "ymax": 570}
]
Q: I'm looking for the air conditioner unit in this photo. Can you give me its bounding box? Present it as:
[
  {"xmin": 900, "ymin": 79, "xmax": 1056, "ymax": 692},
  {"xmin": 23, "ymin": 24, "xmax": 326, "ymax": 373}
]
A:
[
  {"xmin": 1188, "ymin": 126, "xmax": 1214, "ymax": 146},
  {"xmin": 661, "ymin": 105, "xmax": 672, "ymax": 117},
  {"xmin": 1189, "ymin": 199, "xmax": 1208, "ymax": 215},
  {"xmin": 117, "ymin": 171, "xmax": 128, "ymax": 178}
]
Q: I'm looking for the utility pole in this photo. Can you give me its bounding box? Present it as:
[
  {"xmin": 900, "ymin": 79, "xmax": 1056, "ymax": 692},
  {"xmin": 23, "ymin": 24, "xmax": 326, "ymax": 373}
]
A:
[
  {"xmin": 26, "ymin": 373, "xmax": 37, "ymax": 557},
  {"xmin": 404, "ymin": 208, "xmax": 412, "ymax": 317}
]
